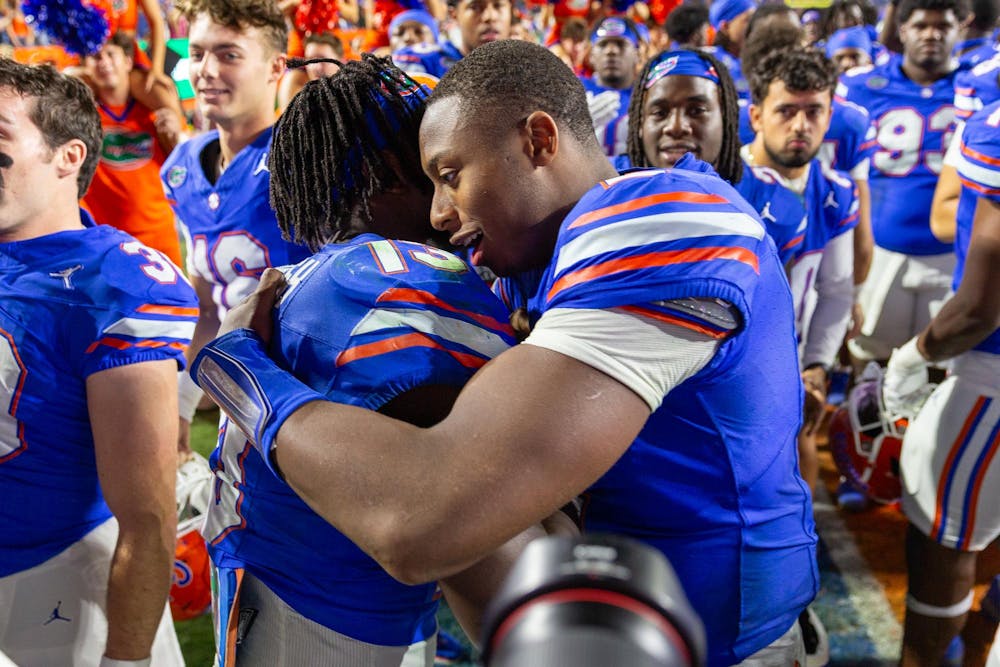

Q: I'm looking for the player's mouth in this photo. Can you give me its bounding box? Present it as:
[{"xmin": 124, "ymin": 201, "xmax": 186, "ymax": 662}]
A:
[
  {"xmin": 198, "ymin": 88, "xmax": 228, "ymax": 101},
  {"xmin": 451, "ymin": 229, "xmax": 484, "ymax": 265},
  {"xmin": 659, "ymin": 143, "xmax": 697, "ymax": 162},
  {"xmin": 787, "ymin": 138, "xmax": 810, "ymax": 151},
  {"xmin": 479, "ymin": 28, "xmax": 501, "ymax": 42}
]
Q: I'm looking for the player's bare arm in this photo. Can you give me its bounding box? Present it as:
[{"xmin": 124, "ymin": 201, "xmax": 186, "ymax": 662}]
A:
[
  {"xmin": 920, "ymin": 197, "xmax": 1000, "ymax": 360},
  {"xmin": 214, "ymin": 271, "xmax": 649, "ymax": 584},
  {"xmin": 89, "ymin": 359, "xmax": 178, "ymax": 660}
]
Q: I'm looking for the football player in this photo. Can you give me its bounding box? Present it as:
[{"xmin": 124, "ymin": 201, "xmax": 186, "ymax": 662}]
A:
[
  {"xmin": 0, "ymin": 59, "xmax": 195, "ymax": 666},
  {"xmin": 161, "ymin": 0, "xmax": 312, "ymax": 454},
  {"xmin": 742, "ymin": 47, "xmax": 858, "ymax": 494},
  {"xmin": 194, "ymin": 40, "xmax": 818, "ymax": 667},
  {"xmin": 581, "ymin": 17, "xmax": 642, "ymax": 158},
  {"xmin": 391, "ymin": 0, "xmax": 511, "ymax": 79},
  {"xmin": 840, "ymin": 0, "xmax": 964, "ymax": 365},
  {"xmin": 201, "ymin": 54, "xmax": 557, "ymax": 666},
  {"xmin": 703, "ymin": 0, "xmax": 756, "ymax": 104},
  {"xmin": 884, "ymin": 98, "xmax": 1000, "ymax": 667}
]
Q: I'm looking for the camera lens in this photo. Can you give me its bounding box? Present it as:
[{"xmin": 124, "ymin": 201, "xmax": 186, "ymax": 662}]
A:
[{"xmin": 481, "ymin": 533, "xmax": 705, "ymax": 667}]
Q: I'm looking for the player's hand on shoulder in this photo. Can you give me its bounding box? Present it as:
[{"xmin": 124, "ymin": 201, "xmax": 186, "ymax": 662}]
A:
[
  {"xmin": 218, "ymin": 268, "xmax": 286, "ymax": 343},
  {"xmin": 883, "ymin": 337, "xmax": 934, "ymax": 417}
]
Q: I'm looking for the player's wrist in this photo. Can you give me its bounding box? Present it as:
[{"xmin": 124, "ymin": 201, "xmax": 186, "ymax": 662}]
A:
[
  {"xmin": 100, "ymin": 657, "xmax": 151, "ymax": 667},
  {"xmin": 191, "ymin": 329, "xmax": 324, "ymax": 477},
  {"xmin": 892, "ymin": 336, "xmax": 928, "ymax": 370},
  {"xmin": 178, "ymin": 368, "xmax": 203, "ymax": 422}
]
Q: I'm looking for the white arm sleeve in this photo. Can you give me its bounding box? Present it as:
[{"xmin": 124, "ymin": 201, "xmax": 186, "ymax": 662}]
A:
[
  {"xmin": 849, "ymin": 159, "xmax": 869, "ymax": 181},
  {"xmin": 802, "ymin": 230, "xmax": 855, "ymax": 368},
  {"xmin": 523, "ymin": 306, "xmax": 723, "ymax": 411}
]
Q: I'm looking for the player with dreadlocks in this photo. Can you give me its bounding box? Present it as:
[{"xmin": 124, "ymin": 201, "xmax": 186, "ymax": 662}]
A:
[
  {"xmin": 621, "ymin": 48, "xmax": 743, "ymax": 185},
  {"xmin": 201, "ymin": 54, "xmax": 555, "ymax": 666}
]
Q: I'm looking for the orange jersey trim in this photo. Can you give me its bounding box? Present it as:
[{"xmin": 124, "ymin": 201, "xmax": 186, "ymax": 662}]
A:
[
  {"xmin": 568, "ymin": 192, "xmax": 731, "ymax": 230},
  {"xmin": 547, "ymin": 246, "xmax": 759, "ymax": 302}
]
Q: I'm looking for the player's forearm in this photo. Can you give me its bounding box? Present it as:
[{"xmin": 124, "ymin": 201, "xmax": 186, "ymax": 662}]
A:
[
  {"xmin": 276, "ymin": 399, "xmax": 560, "ymax": 584},
  {"xmin": 853, "ymin": 180, "xmax": 874, "ymax": 284},
  {"xmin": 920, "ymin": 294, "xmax": 1000, "ymax": 361},
  {"xmin": 104, "ymin": 517, "xmax": 175, "ymax": 659}
]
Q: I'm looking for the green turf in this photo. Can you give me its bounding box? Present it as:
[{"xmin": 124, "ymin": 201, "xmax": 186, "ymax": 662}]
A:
[{"xmin": 174, "ymin": 408, "xmax": 478, "ymax": 666}]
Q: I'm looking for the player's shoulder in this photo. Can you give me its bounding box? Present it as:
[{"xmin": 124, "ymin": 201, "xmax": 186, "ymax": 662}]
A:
[
  {"xmin": 161, "ymin": 130, "xmax": 217, "ymax": 190},
  {"xmin": 962, "ymin": 100, "xmax": 1000, "ymax": 153},
  {"xmin": 832, "ymin": 96, "xmax": 870, "ymax": 128},
  {"xmin": 562, "ymin": 165, "xmax": 765, "ymax": 247},
  {"xmin": 280, "ymin": 236, "xmax": 495, "ymax": 309},
  {"xmin": 91, "ymin": 226, "xmax": 196, "ymax": 310}
]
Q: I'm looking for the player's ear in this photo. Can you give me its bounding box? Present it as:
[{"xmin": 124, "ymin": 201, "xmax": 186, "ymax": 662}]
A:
[
  {"xmin": 269, "ymin": 52, "xmax": 287, "ymax": 84},
  {"xmin": 522, "ymin": 111, "xmax": 558, "ymax": 167},
  {"xmin": 55, "ymin": 139, "xmax": 87, "ymax": 182},
  {"xmin": 748, "ymin": 102, "xmax": 762, "ymax": 134}
]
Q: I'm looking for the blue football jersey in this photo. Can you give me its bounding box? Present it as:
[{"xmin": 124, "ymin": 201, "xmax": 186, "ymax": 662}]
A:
[
  {"xmin": 955, "ymin": 55, "xmax": 1000, "ymax": 121},
  {"xmin": 735, "ymin": 163, "xmax": 809, "ymax": 264},
  {"xmin": 497, "ymin": 164, "xmax": 817, "ymax": 666},
  {"xmin": 955, "ymin": 35, "xmax": 999, "ymax": 69},
  {"xmin": 392, "ymin": 41, "xmax": 463, "ymax": 79},
  {"xmin": 161, "ymin": 129, "xmax": 311, "ymax": 319},
  {"xmin": 202, "ymin": 234, "xmax": 516, "ymax": 645},
  {"xmin": 952, "ymin": 100, "xmax": 1000, "ymax": 355},
  {"xmin": 581, "ymin": 77, "xmax": 632, "ymax": 157},
  {"xmin": 0, "ymin": 212, "xmax": 196, "ymax": 576},
  {"xmin": 837, "ymin": 55, "xmax": 958, "ymax": 255}
]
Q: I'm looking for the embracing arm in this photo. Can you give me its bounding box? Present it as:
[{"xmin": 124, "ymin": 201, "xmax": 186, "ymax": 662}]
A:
[
  {"xmin": 89, "ymin": 360, "xmax": 178, "ymax": 660},
  {"xmin": 276, "ymin": 343, "xmax": 649, "ymax": 584}
]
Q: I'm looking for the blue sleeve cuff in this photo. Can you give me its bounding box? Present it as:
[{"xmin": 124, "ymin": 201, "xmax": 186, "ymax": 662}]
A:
[{"xmin": 191, "ymin": 329, "xmax": 324, "ymax": 476}]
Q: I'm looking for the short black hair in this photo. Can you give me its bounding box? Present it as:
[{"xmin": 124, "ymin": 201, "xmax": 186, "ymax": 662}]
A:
[
  {"xmin": 428, "ymin": 40, "xmax": 599, "ymax": 149},
  {"xmin": 269, "ymin": 54, "xmax": 430, "ymax": 250},
  {"xmin": 665, "ymin": 5, "xmax": 710, "ymax": 44},
  {"xmin": 897, "ymin": 0, "xmax": 968, "ymax": 24},
  {"xmin": 968, "ymin": 0, "xmax": 1000, "ymax": 30},
  {"xmin": 748, "ymin": 47, "xmax": 837, "ymax": 106},
  {"xmin": 745, "ymin": 2, "xmax": 799, "ymax": 40},
  {"xmin": 0, "ymin": 58, "xmax": 102, "ymax": 197},
  {"xmin": 741, "ymin": 20, "xmax": 802, "ymax": 69},
  {"xmin": 625, "ymin": 48, "xmax": 743, "ymax": 184}
]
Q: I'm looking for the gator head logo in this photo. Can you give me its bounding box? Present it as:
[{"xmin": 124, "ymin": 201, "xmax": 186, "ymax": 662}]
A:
[{"xmin": 100, "ymin": 130, "xmax": 154, "ymax": 170}]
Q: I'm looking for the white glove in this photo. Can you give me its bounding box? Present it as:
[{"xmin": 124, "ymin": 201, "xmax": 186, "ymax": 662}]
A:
[
  {"xmin": 883, "ymin": 337, "xmax": 934, "ymax": 417},
  {"xmin": 587, "ymin": 90, "xmax": 622, "ymax": 129}
]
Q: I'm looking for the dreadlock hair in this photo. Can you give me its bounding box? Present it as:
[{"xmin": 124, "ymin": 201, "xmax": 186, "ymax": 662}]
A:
[
  {"xmin": 429, "ymin": 40, "xmax": 601, "ymax": 151},
  {"xmin": 822, "ymin": 0, "xmax": 878, "ymax": 37},
  {"xmin": 625, "ymin": 48, "xmax": 743, "ymax": 184},
  {"xmin": 741, "ymin": 20, "xmax": 803, "ymax": 73},
  {"xmin": 269, "ymin": 54, "xmax": 430, "ymax": 251},
  {"xmin": 748, "ymin": 47, "xmax": 837, "ymax": 107}
]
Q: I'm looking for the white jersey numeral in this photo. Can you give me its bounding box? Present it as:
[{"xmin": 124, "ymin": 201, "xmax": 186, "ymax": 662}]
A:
[{"xmin": 0, "ymin": 329, "xmax": 27, "ymax": 462}]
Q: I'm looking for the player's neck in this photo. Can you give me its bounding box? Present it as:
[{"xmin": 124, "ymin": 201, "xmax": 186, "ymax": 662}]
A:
[
  {"xmin": 0, "ymin": 201, "xmax": 85, "ymax": 244},
  {"xmin": 746, "ymin": 139, "xmax": 808, "ymax": 182},
  {"xmin": 96, "ymin": 83, "xmax": 130, "ymax": 109},
  {"xmin": 900, "ymin": 56, "xmax": 954, "ymax": 86},
  {"xmin": 215, "ymin": 113, "xmax": 272, "ymax": 176}
]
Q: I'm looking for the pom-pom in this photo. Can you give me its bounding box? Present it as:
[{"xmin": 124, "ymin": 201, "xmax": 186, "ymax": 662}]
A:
[{"xmin": 22, "ymin": 0, "xmax": 113, "ymax": 56}]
